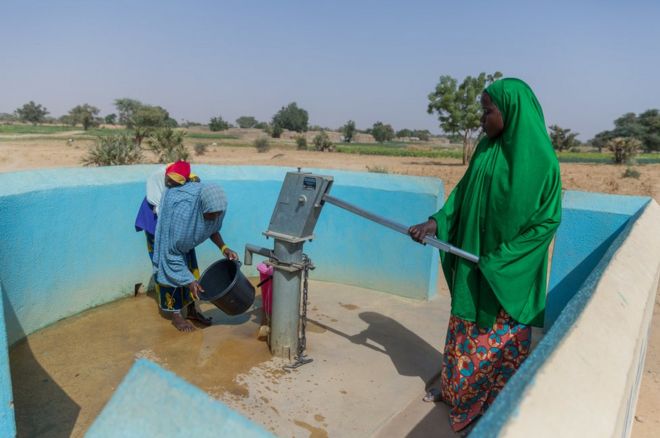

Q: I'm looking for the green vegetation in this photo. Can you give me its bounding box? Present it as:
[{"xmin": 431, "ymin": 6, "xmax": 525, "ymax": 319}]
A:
[
  {"xmin": 623, "ymin": 167, "xmax": 641, "ymax": 179},
  {"xmin": 254, "ymin": 137, "xmax": 270, "ymax": 153},
  {"xmin": 15, "ymin": 101, "xmax": 49, "ymax": 125},
  {"xmin": 336, "ymin": 144, "xmax": 462, "ymax": 159},
  {"xmin": 366, "ymin": 165, "xmax": 389, "ymax": 174},
  {"xmin": 370, "ymin": 121, "xmax": 395, "ymax": 143},
  {"xmin": 236, "ymin": 116, "xmax": 258, "ymax": 129},
  {"xmin": 591, "ymin": 109, "xmax": 660, "ymax": 152},
  {"xmin": 185, "ymin": 131, "xmax": 238, "ymax": 140},
  {"xmin": 67, "ymin": 104, "xmax": 101, "ymax": 130},
  {"xmin": 82, "ymin": 135, "xmax": 143, "ymax": 166},
  {"xmin": 342, "ymin": 120, "xmax": 356, "ymax": 143},
  {"xmin": 194, "ymin": 142, "xmax": 208, "ymax": 155},
  {"xmin": 313, "ymin": 131, "xmax": 334, "ymax": 151},
  {"xmin": 295, "ymin": 135, "xmax": 307, "ymax": 150},
  {"xmin": 0, "ymin": 124, "xmax": 77, "ymax": 134},
  {"xmin": 427, "ymin": 71, "xmax": 502, "ymax": 164},
  {"xmin": 147, "ymin": 127, "xmax": 189, "ymax": 163},
  {"xmin": 272, "ymin": 102, "xmax": 308, "ymax": 134},
  {"xmin": 548, "ymin": 125, "xmax": 580, "ymax": 151},
  {"xmin": 209, "ymin": 116, "xmax": 230, "ymax": 131}
]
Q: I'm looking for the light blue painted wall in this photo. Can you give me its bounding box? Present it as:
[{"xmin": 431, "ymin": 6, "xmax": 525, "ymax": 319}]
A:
[
  {"xmin": 546, "ymin": 191, "xmax": 650, "ymax": 328},
  {"xmin": 0, "ymin": 165, "xmax": 442, "ymax": 347},
  {"xmin": 86, "ymin": 359, "xmax": 273, "ymax": 438},
  {"xmin": 0, "ymin": 285, "xmax": 16, "ymax": 438}
]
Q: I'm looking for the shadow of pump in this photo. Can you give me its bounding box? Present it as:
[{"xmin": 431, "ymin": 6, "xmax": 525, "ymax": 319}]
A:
[
  {"xmin": 3, "ymin": 291, "xmax": 80, "ymax": 438},
  {"xmin": 311, "ymin": 311, "xmax": 442, "ymax": 385}
]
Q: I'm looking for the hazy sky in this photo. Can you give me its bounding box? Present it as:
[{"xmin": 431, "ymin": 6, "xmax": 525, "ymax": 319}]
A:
[{"xmin": 2, "ymin": 0, "xmax": 659, "ymax": 139}]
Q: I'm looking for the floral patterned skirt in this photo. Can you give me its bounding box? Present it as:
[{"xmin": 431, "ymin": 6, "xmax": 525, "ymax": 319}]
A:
[{"xmin": 440, "ymin": 309, "xmax": 531, "ymax": 431}]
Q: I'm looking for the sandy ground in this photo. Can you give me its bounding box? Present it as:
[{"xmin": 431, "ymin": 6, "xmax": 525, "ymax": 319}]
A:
[{"xmin": 1, "ymin": 138, "xmax": 659, "ymax": 436}]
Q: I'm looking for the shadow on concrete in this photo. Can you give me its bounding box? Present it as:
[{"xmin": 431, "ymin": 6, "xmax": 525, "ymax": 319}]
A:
[
  {"xmin": 406, "ymin": 403, "xmax": 458, "ymax": 438},
  {"xmin": 311, "ymin": 311, "xmax": 442, "ymax": 384},
  {"xmin": 4, "ymin": 292, "xmax": 80, "ymax": 438}
]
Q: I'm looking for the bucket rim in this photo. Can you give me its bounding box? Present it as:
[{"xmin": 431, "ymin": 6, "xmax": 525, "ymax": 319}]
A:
[{"xmin": 198, "ymin": 258, "xmax": 241, "ymax": 301}]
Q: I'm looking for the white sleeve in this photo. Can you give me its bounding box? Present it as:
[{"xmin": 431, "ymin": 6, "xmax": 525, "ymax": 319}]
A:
[{"xmin": 146, "ymin": 166, "xmax": 167, "ymax": 214}]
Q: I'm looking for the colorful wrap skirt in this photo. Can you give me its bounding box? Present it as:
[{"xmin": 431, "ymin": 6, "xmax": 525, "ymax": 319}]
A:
[
  {"xmin": 146, "ymin": 232, "xmax": 200, "ymax": 312},
  {"xmin": 440, "ymin": 309, "xmax": 531, "ymax": 431}
]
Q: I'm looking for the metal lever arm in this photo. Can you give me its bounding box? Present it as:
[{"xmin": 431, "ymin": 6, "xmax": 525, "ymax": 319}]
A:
[{"xmin": 322, "ymin": 194, "xmax": 479, "ymax": 264}]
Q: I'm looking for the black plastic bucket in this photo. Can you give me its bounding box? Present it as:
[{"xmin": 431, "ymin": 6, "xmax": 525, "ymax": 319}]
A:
[{"xmin": 198, "ymin": 259, "xmax": 255, "ymax": 315}]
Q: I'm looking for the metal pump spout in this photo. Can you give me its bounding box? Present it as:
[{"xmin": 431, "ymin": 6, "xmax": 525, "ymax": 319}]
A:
[{"xmin": 244, "ymin": 244, "xmax": 276, "ymax": 266}]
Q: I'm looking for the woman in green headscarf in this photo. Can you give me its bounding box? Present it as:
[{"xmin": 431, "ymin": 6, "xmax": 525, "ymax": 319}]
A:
[{"xmin": 409, "ymin": 78, "xmax": 562, "ymax": 431}]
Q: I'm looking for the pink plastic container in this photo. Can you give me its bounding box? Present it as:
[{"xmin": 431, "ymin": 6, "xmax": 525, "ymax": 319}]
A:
[{"xmin": 257, "ymin": 262, "xmax": 274, "ymax": 316}]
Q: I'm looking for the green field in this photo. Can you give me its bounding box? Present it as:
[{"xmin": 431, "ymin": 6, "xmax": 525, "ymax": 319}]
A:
[
  {"xmin": 0, "ymin": 124, "xmax": 78, "ymax": 134},
  {"xmin": 335, "ymin": 143, "xmax": 660, "ymax": 164},
  {"xmin": 185, "ymin": 131, "xmax": 239, "ymax": 140},
  {"xmin": 336, "ymin": 143, "xmax": 462, "ymax": 159}
]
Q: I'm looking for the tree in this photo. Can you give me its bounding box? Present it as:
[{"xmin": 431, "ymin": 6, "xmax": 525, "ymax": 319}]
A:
[
  {"xmin": 272, "ymin": 102, "xmax": 309, "ymax": 133},
  {"xmin": 396, "ymin": 128, "xmax": 414, "ymax": 138},
  {"xmin": 342, "ymin": 120, "xmax": 356, "ymax": 143},
  {"xmin": 114, "ymin": 98, "xmax": 143, "ymax": 127},
  {"xmin": 313, "ymin": 131, "xmax": 334, "ymax": 151},
  {"xmin": 371, "ymin": 121, "xmax": 395, "ymax": 143},
  {"xmin": 209, "ymin": 116, "xmax": 230, "ymax": 131},
  {"xmin": 236, "ymin": 116, "xmax": 258, "ymax": 129},
  {"xmin": 82, "ymin": 134, "xmax": 143, "ymax": 166},
  {"xmin": 270, "ymin": 123, "xmax": 283, "ymax": 138},
  {"xmin": 148, "ymin": 127, "xmax": 189, "ymax": 163},
  {"xmin": 68, "ymin": 104, "xmax": 100, "ymax": 130},
  {"xmin": 132, "ymin": 105, "xmax": 170, "ymax": 146},
  {"xmin": 548, "ymin": 125, "xmax": 580, "ymax": 152},
  {"xmin": 427, "ymin": 71, "xmax": 503, "ymax": 164},
  {"xmin": 15, "ymin": 101, "xmax": 49, "ymax": 125},
  {"xmin": 104, "ymin": 114, "xmax": 117, "ymax": 125},
  {"xmin": 413, "ymin": 129, "xmax": 431, "ymax": 141},
  {"xmin": 607, "ymin": 137, "xmax": 641, "ymax": 164},
  {"xmin": 590, "ymin": 109, "xmax": 660, "ymax": 152}
]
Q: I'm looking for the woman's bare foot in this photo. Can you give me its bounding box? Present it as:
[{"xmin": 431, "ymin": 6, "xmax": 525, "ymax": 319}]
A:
[
  {"xmin": 172, "ymin": 312, "xmax": 195, "ymax": 332},
  {"xmin": 187, "ymin": 305, "xmax": 213, "ymax": 326}
]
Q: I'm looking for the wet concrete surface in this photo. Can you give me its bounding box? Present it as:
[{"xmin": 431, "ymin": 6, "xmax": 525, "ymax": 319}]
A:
[
  {"xmin": 9, "ymin": 278, "xmax": 528, "ymax": 437},
  {"xmin": 10, "ymin": 280, "xmax": 271, "ymax": 438}
]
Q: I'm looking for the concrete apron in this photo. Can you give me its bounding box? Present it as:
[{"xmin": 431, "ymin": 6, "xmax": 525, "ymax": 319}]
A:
[{"xmin": 222, "ymin": 280, "xmax": 454, "ymax": 437}]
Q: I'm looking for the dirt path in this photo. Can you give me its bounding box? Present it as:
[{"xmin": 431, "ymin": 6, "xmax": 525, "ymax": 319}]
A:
[{"xmin": 1, "ymin": 139, "xmax": 659, "ymax": 437}]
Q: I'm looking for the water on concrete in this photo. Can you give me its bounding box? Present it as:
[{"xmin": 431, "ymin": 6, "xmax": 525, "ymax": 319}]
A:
[{"xmin": 10, "ymin": 277, "xmax": 541, "ymax": 437}]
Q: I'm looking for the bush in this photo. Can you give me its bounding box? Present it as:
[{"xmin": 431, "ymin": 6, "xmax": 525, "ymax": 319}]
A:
[
  {"xmin": 366, "ymin": 165, "xmax": 389, "ymax": 174},
  {"xmin": 607, "ymin": 137, "xmax": 641, "ymax": 164},
  {"xmin": 194, "ymin": 142, "xmax": 208, "ymax": 156},
  {"xmin": 209, "ymin": 116, "xmax": 230, "ymax": 131},
  {"xmin": 254, "ymin": 137, "xmax": 270, "ymax": 153},
  {"xmin": 296, "ymin": 136, "xmax": 308, "ymax": 150},
  {"xmin": 270, "ymin": 123, "xmax": 283, "ymax": 138},
  {"xmin": 622, "ymin": 167, "xmax": 641, "ymax": 179},
  {"xmin": 82, "ymin": 135, "xmax": 143, "ymax": 166},
  {"xmin": 148, "ymin": 127, "xmax": 189, "ymax": 163},
  {"xmin": 313, "ymin": 131, "xmax": 334, "ymax": 152}
]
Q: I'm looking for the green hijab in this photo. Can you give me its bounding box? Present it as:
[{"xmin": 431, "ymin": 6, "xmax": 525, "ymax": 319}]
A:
[{"xmin": 432, "ymin": 78, "xmax": 562, "ymax": 328}]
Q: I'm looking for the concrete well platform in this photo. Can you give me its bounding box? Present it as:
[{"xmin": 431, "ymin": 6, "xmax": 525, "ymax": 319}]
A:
[{"xmin": 10, "ymin": 279, "xmax": 471, "ymax": 437}]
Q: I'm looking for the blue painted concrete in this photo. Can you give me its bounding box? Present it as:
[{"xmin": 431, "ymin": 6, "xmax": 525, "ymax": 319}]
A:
[
  {"xmin": 0, "ymin": 165, "xmax": 443, "ymax": 347},
  {"xmin": 471, "ymin": 194, "xmax": 651, "ymax": 438},
  {"xmin": 0, "ymin": 166, "xmax": 651, "ymax": 437},
  {"xmin": 86, "ymin": 359, "xmax": 273, "ymax": 438},
  {"xmin": 0, "ymin": 285, "xmax": 16, "ymax": 438},
  {"xmin": 546, "ymin": 192, "xmax": 650, "ymax": 328}
]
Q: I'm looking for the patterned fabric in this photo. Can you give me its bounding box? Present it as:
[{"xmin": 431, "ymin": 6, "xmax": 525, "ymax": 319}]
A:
[
  {"xmin": 145, "ymin": 231, "xmax": 155, "ymax": 261},
  {"xmin": 440, "ymin": 309, "xmax": 531, "ymax": 432},
  {"xmin": 153, "ymin": 182, "xmax": 227, "ymax": 287},
  {"xmin": 156, "ymin": 248, "xmax": 200, "ymax": 312}
]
